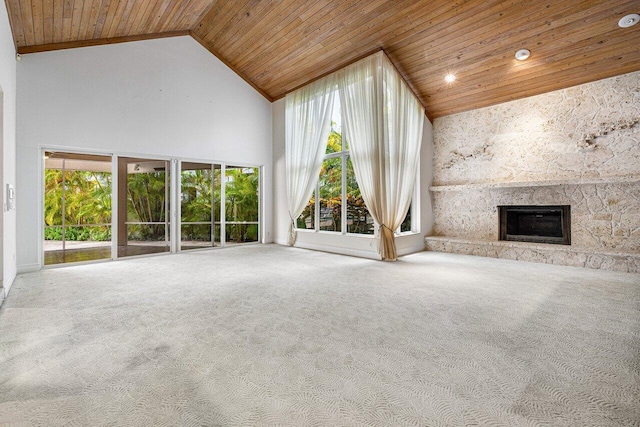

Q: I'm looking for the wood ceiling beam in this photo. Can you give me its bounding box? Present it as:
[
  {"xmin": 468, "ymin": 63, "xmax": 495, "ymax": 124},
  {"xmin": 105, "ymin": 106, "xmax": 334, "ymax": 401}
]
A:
[{"xmin": 16, "ymin": 30, "xmax": 190, "ymax": 54}]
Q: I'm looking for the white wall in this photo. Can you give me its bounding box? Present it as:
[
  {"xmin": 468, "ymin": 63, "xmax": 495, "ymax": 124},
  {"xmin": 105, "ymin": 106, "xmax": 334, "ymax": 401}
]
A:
[
  {"xmin": 16, "ymin": 36, "xmax": 273, "ymax": 271},
  {"xmin": 0, "ymin": 3, "xmax": 17, "ymax": 296},
  {"xmin": 272, "ymin": 98, "xmax": 434, "ymax": 259}
]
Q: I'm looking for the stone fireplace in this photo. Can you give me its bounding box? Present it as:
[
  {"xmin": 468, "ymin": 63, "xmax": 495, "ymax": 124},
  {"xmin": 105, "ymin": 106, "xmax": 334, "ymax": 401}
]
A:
[{"xmin": 425, "ymin": 70, "xmax": 640, "ymax": 273}]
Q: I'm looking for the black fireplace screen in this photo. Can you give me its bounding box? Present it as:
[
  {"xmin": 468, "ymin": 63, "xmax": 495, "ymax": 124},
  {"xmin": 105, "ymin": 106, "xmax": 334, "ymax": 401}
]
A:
[{"xmin": 499, "ymin": 205, "xmax": 571, "ymax": 245}]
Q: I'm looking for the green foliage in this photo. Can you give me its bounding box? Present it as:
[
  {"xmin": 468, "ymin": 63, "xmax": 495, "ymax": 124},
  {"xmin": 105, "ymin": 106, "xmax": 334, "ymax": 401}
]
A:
[
  {"xmin": 126, "ymin": 170, "xmax": 169, "ymax": 241},
  {"xmin": 225, "ymin": 168, "xmax": 259, "ymax": 242},
  {"xmin": 45, "ymin": 164, "xmax": 261, "ymax": 244},
  {"xmin": 44, "ymin": 226, "xmax": 111, "ymax": 241},
  {"xmin": 44, "ymin": 169, "xmax": 112, "ymax": 241},
  {"xmin": 127, "ymin": 171, "xmax": 166, "ymax": 222},
  {"xmin": 325, "ymin": 124, "xmax": 342, "ymax": 154},
  {"xmin": 181, "ymin": 167, "xmax": 221, "ymax": 243},
  {"xmin": 180, "ymin": 166, "xmax": 259, "ymax": 243},
  {"xmin": 181, "ymin": 224, "xmax": 215, "ymax": 242},
  {"xmin": 400, "ymin": 205, "xmax": 412, "ymax": 232},
  {"xmin": 181, "ymin": 169, "xmax": 215, "ymax": 223}
]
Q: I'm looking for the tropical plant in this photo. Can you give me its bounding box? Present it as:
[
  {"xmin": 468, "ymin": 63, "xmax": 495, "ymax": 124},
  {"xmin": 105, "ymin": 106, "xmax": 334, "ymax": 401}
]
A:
[
  {"xmin": 225, "ymin": 167, "xmax": 259, "ymax": 242},
  {"xmin": 181, "ymin": 169, "xmax": 214, "ymax": 222},
  {"xmin": 44, "ymin": 163, "xmax": 262, "ymax": 245},
  {"xmin": 126, "ymin": 170, "xmax": 168, "ymax": 241},
  {"xmin": 44, "ymin": 169, "xmax": 112, "ymax": 241},
  {"xmin": 181, "ymin": 167, "xmax": 217, "ymax": 242}
]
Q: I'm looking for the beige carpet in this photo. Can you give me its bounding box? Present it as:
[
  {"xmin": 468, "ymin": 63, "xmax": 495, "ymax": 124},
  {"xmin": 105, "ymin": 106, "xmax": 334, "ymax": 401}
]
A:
[{"xmin": 1, "ymin": 245, "xmax": 639, "ymax": 426}]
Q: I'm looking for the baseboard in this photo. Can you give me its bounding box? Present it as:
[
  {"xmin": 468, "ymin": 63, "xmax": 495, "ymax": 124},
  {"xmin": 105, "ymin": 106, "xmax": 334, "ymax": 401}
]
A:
[
  {"xmin": 2, "ymin": 272, "xmax": 17, "ymax": 300},
  {"xmin": 284, "ymin": 238, "xmax": 424, "ymax": 260},
  {"xmin": 397, "ymin": 242, "xmax": 427, "ymax": 257},
  {"xmin": 18, "ymin": 263, "xmax": 40, "ymax": 273},
  {"xmin": 294, "ymin": 241, "xmax": 381, "ymax": 260}
]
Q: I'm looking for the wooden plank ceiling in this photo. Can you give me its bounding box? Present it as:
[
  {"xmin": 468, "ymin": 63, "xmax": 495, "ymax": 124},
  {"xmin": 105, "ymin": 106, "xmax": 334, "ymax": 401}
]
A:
[{"xmin": 6, "ymin": 0, "xmax": 640, "ymax": 118}]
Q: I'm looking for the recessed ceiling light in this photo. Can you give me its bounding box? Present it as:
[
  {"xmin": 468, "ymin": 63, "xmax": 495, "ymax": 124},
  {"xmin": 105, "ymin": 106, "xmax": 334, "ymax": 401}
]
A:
[
  {"xmin": 618, "ymin": 13, "xmax": 639, "ymax": 28},
  {"xmin": 515, "ymin": 49, "xmax": 531, "ymax": 61},
  {"xmin": 444, "ymin": 74, "xmax": 456, "ymax": 83}
]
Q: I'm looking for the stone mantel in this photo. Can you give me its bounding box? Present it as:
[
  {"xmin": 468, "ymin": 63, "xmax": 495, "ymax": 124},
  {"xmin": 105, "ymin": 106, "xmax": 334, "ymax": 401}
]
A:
[{"xmin": 429, "ymin": 175, "xmax": 640, "ymax": 192}]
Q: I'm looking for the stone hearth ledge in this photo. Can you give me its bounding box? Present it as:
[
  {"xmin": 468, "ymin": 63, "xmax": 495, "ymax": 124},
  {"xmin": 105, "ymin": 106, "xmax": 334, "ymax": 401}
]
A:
[{"xmin": 424, "ymin": 236, "xmax": 640, "ymax": 274}]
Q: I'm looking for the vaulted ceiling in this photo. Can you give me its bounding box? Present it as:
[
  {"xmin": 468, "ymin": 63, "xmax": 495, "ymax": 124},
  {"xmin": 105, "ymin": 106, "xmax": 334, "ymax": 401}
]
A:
[{"xmin": 5, "ymin": 1, "xmax": 640, "ymax": 118}]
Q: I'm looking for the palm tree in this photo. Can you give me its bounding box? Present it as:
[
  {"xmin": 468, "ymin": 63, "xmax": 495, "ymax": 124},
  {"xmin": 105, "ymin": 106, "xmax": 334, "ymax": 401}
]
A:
[
  {"xmin": 181, "ymin": 168, "xmax": 214, "ymax": 242},
  {"xmin": 127, "ymin": 171, "xmax": 167, "ymax": 240},
  {"xmin": 44, "ymin": 169, "xmax": 112, "ymax": 241},
  {"xmin": 225, "ymin": 168, "xmax": 259, "ymax": 242}
]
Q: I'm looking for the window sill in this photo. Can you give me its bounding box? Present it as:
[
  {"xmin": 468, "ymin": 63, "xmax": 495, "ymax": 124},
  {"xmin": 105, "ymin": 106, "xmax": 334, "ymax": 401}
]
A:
[
  {"xmin": 296, "ymin": 229, "xmax": 420, "ymax": 238},
  {"xmin": 396, "ymin": 231, "xmax": 420, "ymax": 237},
  {"xmin": 296, "ymin": 229, "xmax": 376, "ymax": 238}
]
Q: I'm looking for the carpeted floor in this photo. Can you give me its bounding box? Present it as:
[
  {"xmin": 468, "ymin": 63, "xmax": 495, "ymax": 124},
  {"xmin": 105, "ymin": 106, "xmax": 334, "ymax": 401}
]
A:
[{"xmin": 1, "ymin": 245, "xmax": 639, "ymax": 426}]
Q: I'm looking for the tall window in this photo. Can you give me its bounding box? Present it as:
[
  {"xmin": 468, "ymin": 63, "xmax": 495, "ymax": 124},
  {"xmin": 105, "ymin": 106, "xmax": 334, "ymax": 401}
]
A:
[
  {"xmin": 297, "ymin": 96, "xmax": 374, "ymax": 235},
  {"xmin": 297, "ymin": 96, "xmax": 374, "ymax": 234},
  {"xmin": 296, "ymin": 95, "xmax": 414, "ymax": 235}
]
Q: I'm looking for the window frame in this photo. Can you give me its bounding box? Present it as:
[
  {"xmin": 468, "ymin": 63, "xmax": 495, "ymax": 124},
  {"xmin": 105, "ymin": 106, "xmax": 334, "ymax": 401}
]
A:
[{"xmin": 313, "ymin": 146, "xmax": 355, "ymax": 234}]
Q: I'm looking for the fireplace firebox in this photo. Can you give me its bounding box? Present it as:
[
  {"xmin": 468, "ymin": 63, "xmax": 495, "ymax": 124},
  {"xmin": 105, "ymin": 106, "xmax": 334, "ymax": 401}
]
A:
[{"xmin": 499, "ymin": 205, "xmax": 571, "ymax": 245}]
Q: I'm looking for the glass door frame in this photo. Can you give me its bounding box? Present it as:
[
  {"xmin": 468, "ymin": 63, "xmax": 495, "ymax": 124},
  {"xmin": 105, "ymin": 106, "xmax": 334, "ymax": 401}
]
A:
[
  {"xmin": 177, "ymin": 161, "xmax": 219, "ymax": 251},
  {"xmin": 113, "ymin": 155, "xmax": 177, "ymax": 260},
  {"xmin": 222, "ymin": 164, "xmax": 262, "ymax": 246}
]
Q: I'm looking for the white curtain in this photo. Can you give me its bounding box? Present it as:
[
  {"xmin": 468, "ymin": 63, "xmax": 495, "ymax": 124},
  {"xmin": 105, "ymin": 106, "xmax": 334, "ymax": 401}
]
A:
[
  {"xmin": 285, "ymin": 76, "xmax": 335, "ymax": 245},
  {"xmin": 337, "ymin": 52, "xmax": 424, "ymax": 261}
]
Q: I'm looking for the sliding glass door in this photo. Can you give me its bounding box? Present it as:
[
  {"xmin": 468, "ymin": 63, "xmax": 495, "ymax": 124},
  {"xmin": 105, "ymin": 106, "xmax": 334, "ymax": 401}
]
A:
[
  {"xmin": 117, "ymin": 157, "xmax": 171, "ymax": 258},
  {"xmin": 44, "ymin": 154, "xmax": 261, "ymax": 266},
  {"xmin": 180, "ymin": 163, "xmax": 260, "ymax": 249},
  {"xmin": 180, "ymin": 163, "xmax": 221, "ymax": 250},
  {"xmin": 44, "ymin": 151, "xmax": 112, "ymax": 265}
]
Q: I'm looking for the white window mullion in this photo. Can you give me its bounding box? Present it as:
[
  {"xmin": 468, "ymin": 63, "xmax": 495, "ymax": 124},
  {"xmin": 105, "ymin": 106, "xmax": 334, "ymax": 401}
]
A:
[
  {"xmin": 220, "ymin": 164, "xmax": 226, "ymax": 247},
  {"xmin": 214, "ymin": 164, "xmax": 220, "ymax": 247},
  {"xmin": 258, "ymin": 165, "xmax": 262, "ymax": 243},
  {"xmin": 314, "ymin": 185, "xmax": 320, "ymax": 231},
  {"xmin": 172, "ymin": 159, "xmax": 180, "ymax": 253},
  {"xmin": 341, "ymin": 152, "xmax": 347, "ymax": 234}
]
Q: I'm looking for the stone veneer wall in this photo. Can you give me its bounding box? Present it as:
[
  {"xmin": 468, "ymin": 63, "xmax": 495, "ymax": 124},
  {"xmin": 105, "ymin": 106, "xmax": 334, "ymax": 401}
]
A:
[{"xmin": 429, "ymin": 70, "xmax": 640, "ymax": 272}]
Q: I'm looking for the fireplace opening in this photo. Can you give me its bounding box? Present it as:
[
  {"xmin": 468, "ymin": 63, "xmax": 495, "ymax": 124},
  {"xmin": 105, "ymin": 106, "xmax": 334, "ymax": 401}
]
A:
[{"xmin": 499, "ymin": 205, "xmax": 571, "ymax": 245}]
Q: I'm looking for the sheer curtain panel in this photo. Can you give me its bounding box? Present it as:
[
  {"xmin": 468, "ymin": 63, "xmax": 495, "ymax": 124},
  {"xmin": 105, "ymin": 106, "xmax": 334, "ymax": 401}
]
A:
[
  {"xmin": 285, "ymin": 76, "xmax": 336, "ymax": 245},
  {"xmin": 338, "ymin": 52, "xmax": 424, "ymax": 260}
]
